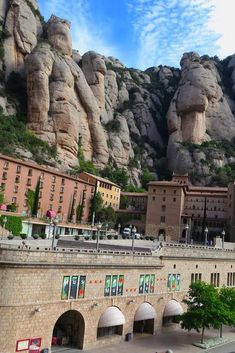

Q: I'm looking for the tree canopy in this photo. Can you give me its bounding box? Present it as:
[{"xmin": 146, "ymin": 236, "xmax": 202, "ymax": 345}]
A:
[{"xmin": 180, "ymin": 282, "xmax": 233, "ymax": 343}]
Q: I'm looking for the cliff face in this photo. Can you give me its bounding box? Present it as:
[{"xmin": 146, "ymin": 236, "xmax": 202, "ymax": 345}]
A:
[{"xmin": 0, "ymin": 0, "xmax": 235, "ymax": 186}]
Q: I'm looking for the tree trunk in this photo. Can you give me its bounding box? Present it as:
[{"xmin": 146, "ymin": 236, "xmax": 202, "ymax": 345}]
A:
[
  {"xmin": 220, "ymin": 325, "xmax": 223, "ymax": 338},
  {"xmin": 201, "ymin": 326, "xmax": 205, "ymax": 344}
]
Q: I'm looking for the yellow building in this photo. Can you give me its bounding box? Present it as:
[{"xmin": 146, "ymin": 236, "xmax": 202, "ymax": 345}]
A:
[{"xmin": 79, "ymin": 172, "xmax": 121, "ymax": 210}]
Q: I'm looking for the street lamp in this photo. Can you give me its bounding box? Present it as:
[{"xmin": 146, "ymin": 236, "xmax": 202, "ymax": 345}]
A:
[
  {"xmin": 204, "ymin": 227, "xmax": 208, "ymax": 246},
  {"xmin": 105, "ymin": 223, "xmax": 108, "ymax": 239},
  {"xmin": 131, "ymin": 226, "xmax": 137, "ymax": 253},
  {"xmin": 184, "ymin": 224, "xmax": 189, "ymax": 244},
  {"xmin": 51, "ymin": 216, "xmax": 59, "ymax": 249},
  {"xmin": 96, "ymin": 222, "xmax": 102, "ymax": 252},
  {"xmin": 1, "ymin": 216, "xmax": 7, "ymax": 240},
  {"xmin": 221, "ymin": 229, "xmax": 225, "ymax": 249}
]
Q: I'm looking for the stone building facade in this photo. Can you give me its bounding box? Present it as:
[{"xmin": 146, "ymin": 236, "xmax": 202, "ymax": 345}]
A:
[
  {"xmin": 142, "ymin": 175, "xmax": 235, "ymax": 242},
  {"xmin": 0, "ymin": 243, "xmax": 235, "ymax": 353}
]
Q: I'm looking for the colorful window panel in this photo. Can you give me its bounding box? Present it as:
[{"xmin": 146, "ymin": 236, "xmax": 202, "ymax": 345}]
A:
[
  {"xmin": 167, "ymin": 273, "xmax": 181, "ymax": 291},
  {"xmin": 139, "ymin": 274, "xmax": 155, "ymax": 294},
  {"xmin": 104, "ymin": 275, "xmax": 124, "ymax": 297},
  {"xmin": 61, "ymin": 275, "xmax": 86, "ymax": 300}
]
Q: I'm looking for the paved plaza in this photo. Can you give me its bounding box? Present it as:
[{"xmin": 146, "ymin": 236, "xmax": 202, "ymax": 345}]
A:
[{"xmin": 51, "ymin": 327, "xmax": 235, "ymax": 353}]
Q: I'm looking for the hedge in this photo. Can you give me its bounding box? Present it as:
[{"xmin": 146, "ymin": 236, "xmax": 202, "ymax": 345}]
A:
[{"xmin": 0, "ymin": 215, "xmax": 22, "ymax": 236}]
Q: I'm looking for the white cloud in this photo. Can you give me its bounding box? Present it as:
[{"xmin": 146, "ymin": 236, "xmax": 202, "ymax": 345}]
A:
[
  {"xmin": 129, "ymin": 0, "xmax": 234, "ymax": 69},
  {"xmin": 208, "ymin": 0, "xmax": 235, "ymax": 58}
]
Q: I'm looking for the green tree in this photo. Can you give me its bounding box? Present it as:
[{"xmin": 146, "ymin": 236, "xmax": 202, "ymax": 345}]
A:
[
  {"xmin": 76, "ymin": 204, "xmax": 84, "ymax": 223},
  {"xmin": 26, "ymin": 189, "xmax": 35, "ymax": 215},
  {"xmin": 0, "ymin": 215, "xmax": 22, "ymax": 236},
  {"xmin": 0, "ymin": 187, "xmax": 5, "ymax": 204},
  {"xmin": 180, "ymin": 282, "xmax": 230, "ymax": 344},
  {"xmin": 97, "ymin": 206, "xmax": 117, "ymax": 224},
  {"xmin": 100, "ymin": 166, "xmax": 129, "ymax": 190},
  {"xmin": 89, "ymin": 192, "xmax": 103, "ymax": 223},
  {"xmin": 141, "ymin": 168, "xmax": 156, "ymax": 189},
  {"xmin": 32, "ymin": 178, "xmax": 40, "ymax": 217},
  {"xmin": 219, "ymin": 287, "xmax": 235, "ymax": 337},
  {"xmin": 120, "ymin": 195, "xmax": 130, "ymax": 209}
]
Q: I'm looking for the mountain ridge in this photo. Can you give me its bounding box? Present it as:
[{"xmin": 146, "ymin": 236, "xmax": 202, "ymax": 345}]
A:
[{"xmin": 0, "ymin": 0, "xmax": 235, "ymax": 188}]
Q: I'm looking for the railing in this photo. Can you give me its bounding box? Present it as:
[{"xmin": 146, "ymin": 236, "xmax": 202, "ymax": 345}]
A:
[
  {"xmin": 162, "ymin": 241, "xmax": 235, "ymax": 252},
  {"xmin": 0, "ymin": 243, "xmax": 152, "ymax": 256}
]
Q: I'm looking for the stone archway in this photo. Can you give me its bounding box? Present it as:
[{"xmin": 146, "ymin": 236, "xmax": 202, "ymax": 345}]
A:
[
  {"xmin": 163, "ymin": 300, "xmax": 184, "ymax": 326},
  {"xmin": 158, "ymin": 229, "xmax": 166, "ymax": 241},
  {"xmin": 51, "ymin": 310, "xmax": 85, "ymax": 350},
  {"xmin": 97, "ymin": 306, "xmax": 125, "ymax": 339},
  {"xmin": 133, "ymin": 302, "xmax": 156, "ymax": 335}
]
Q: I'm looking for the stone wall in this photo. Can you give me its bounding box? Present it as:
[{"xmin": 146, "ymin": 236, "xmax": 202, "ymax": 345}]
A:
[{"xmin": 0, "ymin": 244, "xmax": 235, "ymax": 352}]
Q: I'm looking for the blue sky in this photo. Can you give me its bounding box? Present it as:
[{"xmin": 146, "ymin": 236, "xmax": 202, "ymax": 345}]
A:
[{"xmin": 38, "ymin": 0, "xmax": 235, "ymax": 70}]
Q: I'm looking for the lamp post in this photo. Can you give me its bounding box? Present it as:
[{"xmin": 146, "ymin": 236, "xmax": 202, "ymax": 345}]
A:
[
  {"xmin": 204, "ymin": 227, "xmax": 208, "ymax": 246},
  {"xmin": 96, "ymin": 222, "xmax": 102, "ymax": 252},
  {"xmin": 1, "ymin": 216, "xmax": 7, "ymax": 240},
  {"xmin": 221, "ymin": 229, "xmax": 225, "ymax": 249},
  {"xmin": 184, "ymin": 224, "xmax": 189, "ymax": 244},
  {"xmin": 131, "ymin": 226, "xmax": 137, "ymax": 253},
  {"xmin": 105, "ymin": 223, "xmax": 108, "ymax": 239},
  {"xmin": 51, "ymin": 217, "xmax": 59, "ymax": 249}
]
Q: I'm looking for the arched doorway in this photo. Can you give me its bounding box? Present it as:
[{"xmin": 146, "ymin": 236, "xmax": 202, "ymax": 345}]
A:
[
  {"xmin": 133, "ymin": 302, "xmax": 156, "ymax": 334},
  {"xmin": 158, "ymin": 229, "xmax": 165, "ymax": 241},
  {"xmin": 52, "ymin": 310, "xmax": 85, "ymax": 350},
  {"xmin": 97, "ymin": 306, "xmax": 125, "ymax": 339},
  {"xmin": 163, "ymin": 300, "xmax": 183, "ymax": 326}
]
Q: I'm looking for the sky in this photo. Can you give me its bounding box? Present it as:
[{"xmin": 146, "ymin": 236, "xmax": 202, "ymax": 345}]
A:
[{"xmin": 38, "ymin": 0, "xmax": 235, "ymax": 70}]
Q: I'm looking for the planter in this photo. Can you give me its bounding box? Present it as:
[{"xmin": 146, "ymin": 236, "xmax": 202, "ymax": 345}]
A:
[
  {"xmin": 32, "ymin": 234, "xmax": 39, "ymax": 239},
  {"xmin": 20, "ymin": 233, "xmax": 27, "ymax": 240},
  {"xmin": 7, "ymin": 235, "xmax": 14, "ymax": 240}
]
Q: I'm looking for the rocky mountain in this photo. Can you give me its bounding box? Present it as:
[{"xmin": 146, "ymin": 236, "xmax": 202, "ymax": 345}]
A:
[{"xmin": 0, "ymin": 0, "xmax": 235, "ymax": 187}]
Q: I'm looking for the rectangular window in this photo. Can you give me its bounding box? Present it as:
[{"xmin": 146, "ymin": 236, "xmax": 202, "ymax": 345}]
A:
[
  {"xmin": 150, "ymin": 274, "xmax": 155, "ymax": 293},
  {"xmin": 3, "ymin": 161, "xmax": 9, "ymax": 169},
  {"xmin": 104, "ymin": 275, "xmax": 111, "ymax": 297},
  {"xmin": 144, "ymin": 274, "xmax": 150, "ymax": 293},
  {"xmin": 117, "ymin": 275, "xmax": 124, "ymax": 296},
  {"xmin": 27, "ymin": 178, "xmax": 31, "ymax": 186},
  {"xmin": 160, "ymin": 216, "xmax": 165, "ymax": 223},
  {"xmin": 139, "ymin": 274, "xmax": 155, "ymax": 294},
  {"xmin": 167, "ymin": 274, "xmax": 181, "ymax": 291},
  {"xmin": 139, "ymin": 274, "xmax": 145, "ymax": 294},
  {"xmin": 61, "ymin": 276, "xmax": 70, "ymax": 300},
  {"xmin": 111, "ymin": 275, "xmax": 118, "ymax": 296},
  {"xmin": 16, "ymin": 165, "xmax": 21, "ymax": 173},
  {"xmin": 15, "ymin": 176, "xmax": 20, "ymax": 183},
  {"xmin": 162, "ymin": 205, "xmax": 166, "ymax": 212},
  {"xmin": 28, "ymin": 169, "xmax": 32, "ymax": 176},
  {"xmin": 78, "ymin": 276, "xmax": 86, "ymax": 298},
  {"xmin": 70, "ymin": 276, "xmax": 78, "ymax": 299},
  {"xmin": 12, "ymin": 197, "xmax": 17, "ymax": 203}
]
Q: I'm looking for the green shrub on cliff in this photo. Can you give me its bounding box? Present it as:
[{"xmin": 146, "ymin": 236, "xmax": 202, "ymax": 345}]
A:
[{"xmin": 0, "ymin": 108, "xmax": 57, "ymax": 163}]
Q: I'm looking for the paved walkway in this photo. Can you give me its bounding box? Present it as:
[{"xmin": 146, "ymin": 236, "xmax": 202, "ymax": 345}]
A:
[{"xmin": 51, "ymin": 327, "xmax": 235, "ymax": 353}]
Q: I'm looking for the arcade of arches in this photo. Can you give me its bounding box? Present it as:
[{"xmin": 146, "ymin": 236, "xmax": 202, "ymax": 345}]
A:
[{"xmin": 51, "ymin": 302, "xmax": 181, "ymax": 350}]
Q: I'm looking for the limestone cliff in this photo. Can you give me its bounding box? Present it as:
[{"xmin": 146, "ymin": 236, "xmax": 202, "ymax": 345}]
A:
[{"xmin": 0, "ymin": 1, "xmax": 235, "ymax": 186}]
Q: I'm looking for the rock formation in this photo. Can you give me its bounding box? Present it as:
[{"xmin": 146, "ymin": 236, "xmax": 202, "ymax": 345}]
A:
[
  {"xmin": 0, "ymin": 1, "xmax": 235, "ymax": 186},
  {"xmin": 167, "ymin": 52, "xmax": 235, "ymax": 175},
  {"xmin": 26, "ymin": 15, "xmax": 109, "ymax": 167},
  {"xmin": 3, "ymin": 0, "xmax": 41, "ymax": 77}
]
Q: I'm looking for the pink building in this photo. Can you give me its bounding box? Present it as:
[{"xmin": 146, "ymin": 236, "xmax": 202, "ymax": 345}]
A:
[{"xmin": 0, "ymin": 154, "xmax": 95, "ymax": 224}]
